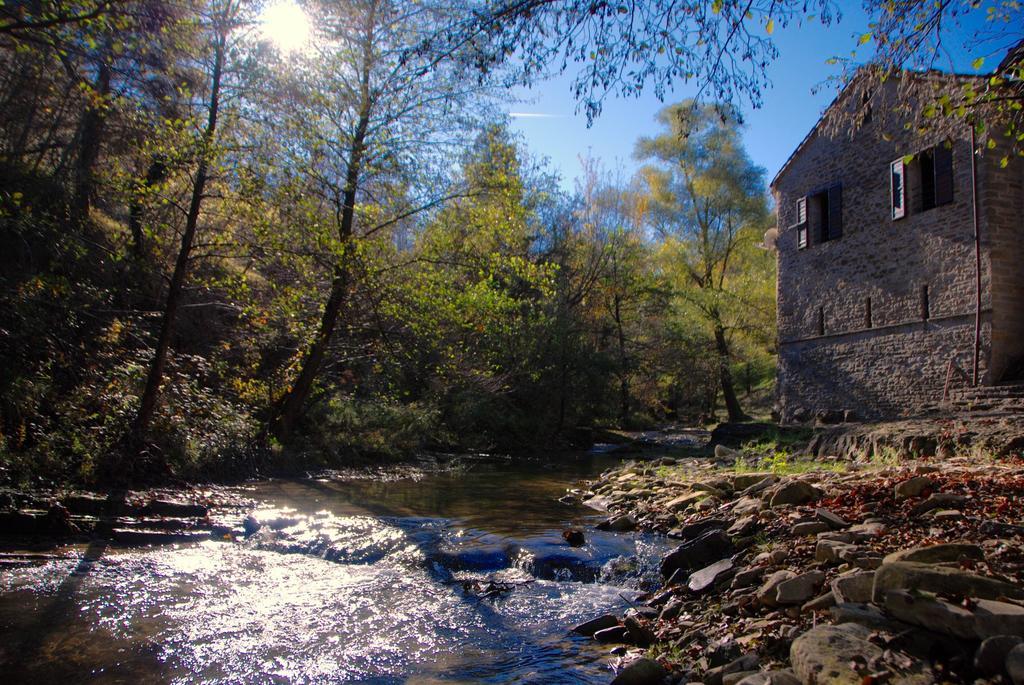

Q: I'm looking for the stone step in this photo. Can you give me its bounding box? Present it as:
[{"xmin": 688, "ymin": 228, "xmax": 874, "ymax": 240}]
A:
[{"xmin": 109, "ymin": 528, "xmax": 213, "ymax": 546}]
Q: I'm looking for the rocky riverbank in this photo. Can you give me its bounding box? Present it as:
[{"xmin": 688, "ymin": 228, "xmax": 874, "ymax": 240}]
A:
[{"xmin": 571, "ymin": 451, "xmax": 1024, "ymax": 684}]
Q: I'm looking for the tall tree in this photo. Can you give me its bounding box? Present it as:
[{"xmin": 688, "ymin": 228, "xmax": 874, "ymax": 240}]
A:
[
  {"xmin": 266, "ymin": 0, "xmax": 491, "ymax": 440},
  {"xmin": 637, "ymin": 100, "xmax": 770, "ymax": 422}
]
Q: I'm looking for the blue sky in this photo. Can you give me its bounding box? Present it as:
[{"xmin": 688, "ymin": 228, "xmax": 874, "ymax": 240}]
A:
[{"xmin": 504, "ymin": 2, "xmax": 998, "ymax": 194}]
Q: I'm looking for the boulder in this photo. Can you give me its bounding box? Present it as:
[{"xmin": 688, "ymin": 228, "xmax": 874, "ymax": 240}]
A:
[
  {"xmin": 815, "ymin": 508, "xmax": 850, "ymax": 529},
  {"xmin": 571, "ymin": 614, "xmax": 619, "ymax": 637},
  {"xmin": 885, "ymin": 590, "xmax": 1024, "ymax": 640},
  {"xmin": 791, "ymin": 521, "xmax": 829, "ymax": 536},
  {"xmin": 143, "ymin": 499, "xmax": 208, "ymax": 518},
  {"xmin": 734, "ymin": 473, "xmax": 775, "ymax": 490},
  {"xmin": 623, "ymin": 611, "xmax": 657, "ymax": 647},
  {"xmin": 562, "ymin": 528, "xmax": 586, "ymax": 546},
  {"xmin": 607, "ymin": 514, "xmax": 637, "ymax": 532},
  {"xmin": 715, "ymin": 444, "xmax": 742, "ymax": 459},
  {"xmin": 728, "ymin": 516, "xmax": 758, "ymax": 537},
  {"xmin": 872, "ymin": 561, "xmax": 1024, "ymax": 603},
  {"xmin": 790, "ymin": 624, "xmax": 882, "ymax": 685},
  {"xmin": 975, "ymin": 635, "xmax": 1024, "ymax": 676},
  {"xmin": 802, "ymin": 591, "xmax": 837, "ymax": 612},
  {"xmin": 756, "ymin": 570, "xmax": 797, "ymax": 607},
  {"xmin": 769, "ymin": 480, "xmax": 820, "ymax": 508},
  {"xmin": 688, "ymin": 558, "xmax": 735, "ymax": 594},
  {"xmin": 593, "ymin": 625, "xmax": 631, "ymax": 643},
  {"xmin": 882, "ymin": 543, "xmax": 984, "ymax": 566},
  {"xmin": 611, "ymin": 657, "xmax": 668, "ymax": 685},
  {"xmin": 774, "ymin": 570, "xmax": 825, "ymax": 605},
  {"xmin": 815, "ymin": 539, "xmax": 856, "ymax": 563},
  {"xmin": 830, "ymin": 572, "xmax": 874, "ymax": 604},
  {"xmin": 912, "ymin": 493, "xmax": 966, "ymax": 516},
  {"xmin": 665, "ymin": 492, "xmax": 706, "ymax": 512},
  {"xmin": 733, "ymin": 497, "xmax": 765, "ymax": 517},
  {"xmin": 1007, "ymin": 644, "xmax": 1024, "ymax": 685},
  {"xmin": 673, "ymin": 517, "xmax": 730, "ymax": 541},
  {"xmin": 660, "ymin": 529, "xmax": 735, "ymax": 579},
  {"xmin": 894, "ymin": 476, "xmax": 933, "ymax": 499}
]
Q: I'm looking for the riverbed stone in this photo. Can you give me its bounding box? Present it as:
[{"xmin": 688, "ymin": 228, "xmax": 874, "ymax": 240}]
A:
[
  {"xmin": 1007, "ymin": 644, "xmax": 1024, "ymax": 685},
  {"xmin": 774, "ymin": 570, "xmax": 824, "ymax": 605},
  {"xmin": 666, "ymin": 492, "xmax": 706, "ymax": 512},
  {"xmin": 688, "ymin": 558, "xmax": 735, "ymax": 594},
  {"xmin": 829, "ymin": 572, "xmax": 872, "ymax": 604},
  {"xmin": 728, "ymin": 516, "xmax": 758, "ymax": 537},
  {"xmin": 790, "ymin": 624, "xmax": 882, "ymax": 685},
  {"xmin": 733, "ymin": 497, "xmax": 764, "ymax": 517},
  {"xmin": 769, "ymin": 480, "xmax": 820, "ymax": 508},
  {"xmin": 624, "ymin": 611, "xmax": 657, "ymax": 647},
  {"xmin": 912, "ymin": 493, "xmax": 966, "ymax": 516},
  {"xmin": 894, "ymin": 476, "xmax": 933, "ymax": 499},
  {"xmin": 974, "ymin": 635, "xmax": 1024, "ymax": 676},
  {"xmin": 756, "ymin": 570, "xmax": 797, "ymax": 607},
  {"xmin": 815, "ymin": 539, "xmax": 856, "ymax": 563},
  {"xmin": 673, "ymin": 517, "xmax": 730, "ymax": 541},
  {"xmin": 815, "ymin": 508, "xmax": 849, "ymax": 529},
  {"xmin": 594, "ymin": 625, "xmax": 631, "ymax": 643},
  {"xmin": 143, "ymin": 499, "xmax": 208, "ymax": 518},
  {"xmin": 572, "ymin": 614, "xmax": 619, "ymax": 637},
  {"xmin": 734, "ymin": 473, "xmax": 774, "ymax": 490},
  {"xmin": 791, "ymin": 521, "xmax": 829, "ymax": 536},
  {"xmin": 885, "ymin": 590, "xmax": 1024, "ymax": 640},
  {"xmin": 871, "ymin": 561, "xmax": 1024, "ymax": 603},
  {"xmin": 660, "ymin": 528, "xmax": 734, "ymax": 579},
  {"xmin": 882, "ymin": 543, "xmax": 985, "ymax": 566},
  {"xmin": 610, "ymin": 657, "xmax": 668, "ymax": 685}
]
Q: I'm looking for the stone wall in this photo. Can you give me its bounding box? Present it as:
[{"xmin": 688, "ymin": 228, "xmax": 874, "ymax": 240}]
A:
[
  {"xmin": 984, "ymin": 150, "xmax": 1024, "ymax": 382},
  {"xmin": 772, "ymin": 78, "xmax": 1004, "ymax": 421}
]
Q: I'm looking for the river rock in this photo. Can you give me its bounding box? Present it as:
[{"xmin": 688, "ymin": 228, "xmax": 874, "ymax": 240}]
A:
[
  {"xmin": 912, "ymin": 493, "xmax": 966, "ymax": 516},
  {"xmin": 734, "ymin": 473, "xmax": 774, "ymax": 490},
  {"xmin": 688, "ymin": 558, "xmax": 735, "ymax": 594},
  {"xmin": 830, "ymin": 572, "xmax": 874, "ymax": 604},
  {"xmin": 673, "ymin": 517, "xmax": 729, "ymax": 541},
  {"xmin": 894, "ymin": 476, "xmax": 933, "ymax": 499},
  {"xmin": 882, "ymin": 543, "xmax": 984, "ymax": 566},
  {"xmin": 733, "ymin": 497, "xmax": 764, "ymax": 517},
  {"xmin": 790, "ymin": 624, "xmax": 882, "ymax": 685},
  {"xmin": 562, "ymin": 528, "xmax": 585, "ymax": 546},
  {"xmin": 572, "ymin": 614, "xmax": 619, "ymax": 637},
  {"xmin": 594, "ymin": 625, "xmax": 631, "ymax": 643},
  {"xmin": 769, "ymin": 480, "xmax": 820, "ymax": 508},
  {"xmin": 871, "ymin": 561, "xmax": 1024, "ymax": 603},
  {"xmin": 975, "ymin": 635, "xmax": 1024, "ymax": 676},
  {"xmin": 815, "ymin": 508, "xmax": 849, "ymax": 529},
  {"xmin": 610, "ymin": 657, "xmax": 668, "ymax": 685},
  {"xmin": 624, "ymin": 610, "xmax": 657, "ymax": 647},
  {"xmin": 802, "ymin": 591, "xmax": 837, "ymax": 612},
  {"xmin": 815, "ymin": 539, "xmax": 856, "ymax": 563},
  {"xmin": 143, "ymin": 499, "xmax": 208, "ymax": 518},
  {"xmin": 756, "ymin": 570, "xmax": 797, "ymax": 607},
  {"xmin": 660, "ymin": 528, "xmax": 734, "ymax": 579},
  {"xmin": 665, "ymin": 492, "xmax": 706, "ymax": 512},
  {"xmin": 605, "ymin": 514, "xmax": 637, "ymax": 532},
  {"xmin": 1007, "ymin": 644, "xmax": 1024, "ymax": 685},
  {"xmin": 885, "ymin": 590, "xmax": 1024, "ymax": 640},
  {"xmin": 791, "ymin": 521, "xmax": 829, "ymax": 536},
  {"xmin": 728, "ymin": 516, "xmax": 758, "ymax": 537},
  {"xmin": 774, "ymin": 570, "xmax": 824, "ymax": 605}
]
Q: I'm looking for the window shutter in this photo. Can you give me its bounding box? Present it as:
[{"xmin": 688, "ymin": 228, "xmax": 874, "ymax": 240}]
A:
[
  {"xmin": 891, "ymin": 159, "xmax": 906, "ymax": 219},
  {"xmin": 934, "ymin": 143, "xmax": 954, "ymax": 206},
  {"xmin": 797, "ymin": 196, "xmax": 807, "ymax": 225},
  {"xmin": 827, "ymin": 184, "xmax": 843, "ymax": 239},
  {"xmin": 797, "ymin": 225, "xmax": 807, "ymax": 249}
]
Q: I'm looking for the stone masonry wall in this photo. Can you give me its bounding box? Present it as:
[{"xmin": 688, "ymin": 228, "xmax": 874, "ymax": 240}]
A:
[
  {"xmin": 772, "ymin": 79, "xmax": 996, "ymax": 421},
  {"xmin": 984, "ymin": 150, "xmax": 1024, "ymax": 381}
]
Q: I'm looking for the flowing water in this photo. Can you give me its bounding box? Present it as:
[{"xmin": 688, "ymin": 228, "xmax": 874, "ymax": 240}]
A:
[{"xmin": 0, "ymin": 453, "xmax": 676, "ymax": 684}]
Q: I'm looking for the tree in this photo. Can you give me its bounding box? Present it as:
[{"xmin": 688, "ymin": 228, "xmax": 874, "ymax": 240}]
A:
[
  {"xmin": 131, "ymin": 0, "xmax": 249, "ymax": 449},
  {"xmin": 825, "ymin": 1, "xmax": 1023, "ymax": 161},
  {"xmin": 266, "ymin": 0, "xmax": 493, "ymax": 440},
  {"xmin": 429, "ymin": 0, "xmax": 839, "ymax": 123},
  {"xmin": 636, "ymin": 100, "xmax": 770, "ymax": 422}
]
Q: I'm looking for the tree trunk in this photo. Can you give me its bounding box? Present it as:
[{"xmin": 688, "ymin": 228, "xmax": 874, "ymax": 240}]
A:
[
  {"xmin": 72, "ymin": 59, "xmax": 111, "ymax": 227},
  {"xmin": 128, "ymin": 157, "xmax": 167, "ymax": 257},
  {"xmin": 268, "ymin": 7, "xmax": 377, "ymax": 442},
  {"xmin": 131, "ymin": 32, "xmax": 225, "ymax": 446},
  {"xmin": 613, "ymin": 292, "xmax": 629, "ymax": 426},
  {"xmin": 714, "ymin": 324, "xmax": 746, "ymax": 422}
]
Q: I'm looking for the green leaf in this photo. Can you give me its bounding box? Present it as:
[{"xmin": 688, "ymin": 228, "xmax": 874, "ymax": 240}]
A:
[
  {"xmin": 1000, "ymin": 156, "xmax": 1009, "ymax": 168},
  {"xmin": 859, "ymin": 32, "xmax": 872, "ymax": 45},
  {"xmin": 712, "ymin": 0, "xmax": 722, "ymax": 14},
  {"xmin": 972, "ymin": 57, "xmax": 985, "ymax": 70}
]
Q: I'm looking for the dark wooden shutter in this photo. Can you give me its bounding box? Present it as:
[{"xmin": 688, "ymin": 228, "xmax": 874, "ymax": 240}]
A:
[
  {"xmin": 934, "ymin": 143, "xmax": 954, "ymax": 206},
  {"xmin": 827, "ymin": 184, "xmax": 843, "ymax": 239}
]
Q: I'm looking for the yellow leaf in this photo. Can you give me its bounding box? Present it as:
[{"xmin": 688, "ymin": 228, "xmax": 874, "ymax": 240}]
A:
[
  {"xmin": 766, "ymin": 18, "xmax": 774, "ymax": 34},
  {"xmin": 859, "ymin": 32, "xmax": 872, "ymax": 45}
]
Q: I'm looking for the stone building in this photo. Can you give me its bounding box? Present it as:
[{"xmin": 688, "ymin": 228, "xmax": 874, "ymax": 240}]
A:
[{"xmin": 771, "ymin": 73, "xmax": 1024, "ymax": 422}]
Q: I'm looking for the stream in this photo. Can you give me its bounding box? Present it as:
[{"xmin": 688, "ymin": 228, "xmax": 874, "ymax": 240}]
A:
[{"xmin": 0, "ymin": 453, "xmax": 677, "ymax": 683}]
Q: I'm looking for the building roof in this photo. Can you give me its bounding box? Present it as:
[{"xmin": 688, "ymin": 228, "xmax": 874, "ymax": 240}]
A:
[{"xmin": 769, "ymin": 68, "xmax": 978, "ymax": 190}]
